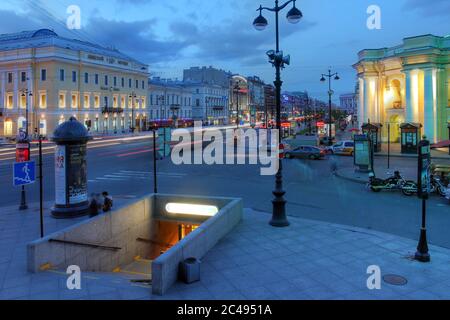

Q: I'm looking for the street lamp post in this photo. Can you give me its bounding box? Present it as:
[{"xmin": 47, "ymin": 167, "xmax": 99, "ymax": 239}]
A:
[
  {"xmin": 19, "ymin": 89, "xmax": 32, "ymax": 211},
  {"xmin": 233, "ymin": 82, "xmax": 241, "ymax": 129},
  {"xmin": 157, "ymin": 95, "xmax": 164, "ymax": 122},
  {"xmin": 206, "ymin": 97, "xmax": 210, "ymax": 126},
  {"xmin": 253, "ymin": 0, "xmax": 302, "ymax": 227},
  {"xmin": 320, "ymin": 69, "xmax": 340, "ymax": 146},
  {"xmin": 129, "ymin": 92, "xmax": 136, "ymax": 133}
]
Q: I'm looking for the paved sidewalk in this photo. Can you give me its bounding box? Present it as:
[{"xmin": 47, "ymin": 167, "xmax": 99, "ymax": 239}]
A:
[
  {"xmin": 1, "ymin": 203, "xmax": 450, "ymax": 300},
  {"xmin": 375, "ymin": 143, "xmax": 449, "ymax": 160}
]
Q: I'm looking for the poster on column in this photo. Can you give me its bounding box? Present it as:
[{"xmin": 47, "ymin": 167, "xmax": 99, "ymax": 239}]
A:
[
  {"xmin": 67, "ymin": 144, "xmax": 88, "ymax": 204},
  {"xmin": 55, "ymin": 145, "xmax": 67, "ymax": 205}
]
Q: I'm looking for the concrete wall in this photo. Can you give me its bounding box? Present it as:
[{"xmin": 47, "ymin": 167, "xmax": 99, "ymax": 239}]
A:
[
  {"xmin": 151, "ymin": 195, "xmax": 243, "ymax": 296},
  {"xmin": 27, "ymin": 193, "xmax": 243, "ymax": 297},
  {"xmin": 27, "ymin": 196, "xmax": 154, "ymax": 273}
]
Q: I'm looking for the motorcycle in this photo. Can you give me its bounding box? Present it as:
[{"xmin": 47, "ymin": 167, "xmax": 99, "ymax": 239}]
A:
[
  {"xmin": 401, "ymin": 175, "xmax": 448, "ymax": 197},
  {"xmin": 433, "ymin": 176, "xmax": 448, "ymax": 197},
  {"xmin": 367, "ymin": 171, "xmax": 414, "ymax": 194}
]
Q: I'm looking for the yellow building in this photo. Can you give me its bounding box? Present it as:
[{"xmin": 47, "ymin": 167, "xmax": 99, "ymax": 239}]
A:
[
  {"xmin": 0, "ymin": 29, "xmax": 149, "ymax": 138},
  {"xmin": 354, "ymin": 34, "xmax": 449, "ymax": 143}
]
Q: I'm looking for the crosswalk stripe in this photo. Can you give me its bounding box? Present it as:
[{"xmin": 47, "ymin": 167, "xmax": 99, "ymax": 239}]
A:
[
  {"xmin": 89, "ymin": 170, "xmax": 186, "ymax": 183},
  {"xmin": 96, "ymin": 177, "xmax": 127, "ymax": 181},
  {"xmin": 119, "ymin": 170, "xmax": 186, "ymax": 177}
]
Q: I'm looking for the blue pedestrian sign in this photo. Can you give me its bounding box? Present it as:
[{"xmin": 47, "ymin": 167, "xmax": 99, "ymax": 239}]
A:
[{"xmin": 13, "ymin": 161, "xmax": 36, "ymax": 186}]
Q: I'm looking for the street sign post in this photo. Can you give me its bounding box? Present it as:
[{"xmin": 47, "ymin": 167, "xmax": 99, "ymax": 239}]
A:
[
  {"xmin": 13, "ymin": 161, "xmax": 36, "ymax": 186},
  {"xmin": 16, "ymin": 139, "xmax": 31, "ymax": 210},
  {"xmin": 157, "ymin": 127, "xmax": 172, "ymax": 159},
  {"xmin": 415, "ymin": 139, "xmax": 431, "ymax": 262}
]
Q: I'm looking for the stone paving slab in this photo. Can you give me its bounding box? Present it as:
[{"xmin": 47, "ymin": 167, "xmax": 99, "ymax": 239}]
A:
[{"xmin": 1, "ymin": 202, "xmax": 450, "ymax": 300}]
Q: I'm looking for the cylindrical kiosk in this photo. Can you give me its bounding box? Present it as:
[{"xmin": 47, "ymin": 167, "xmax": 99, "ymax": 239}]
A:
[{"xmin": 51, "ymin": 117, "xmax": 92, "ymax": 218}]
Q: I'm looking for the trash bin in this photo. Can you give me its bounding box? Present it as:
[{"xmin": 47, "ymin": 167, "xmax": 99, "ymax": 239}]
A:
[{"xmin": 179, "ymin": 258, "xmax": 201, "ymax": 284}]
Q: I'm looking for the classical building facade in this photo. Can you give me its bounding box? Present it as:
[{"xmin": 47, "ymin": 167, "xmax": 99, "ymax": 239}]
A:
[
  {"xmin": 353, "ymin": 34, "xmax": 449, "ymax": 143},
  {"xmin": 0, "ymin": 29, "xmax": 149, "ymax": 138},
  {"xmin": 184, "ymin": 82, "xmax": 229, "ymax": 125},
  {"xmin": 263, "ymin": 84, "xmax": 276, "ymax": 120},
  {"xmin": 183, "ymin": 66, "xmax": 232, "ymax": 88},
  {"xmin": 148, "ymin": 78, "xmax": 193, "ymax": 122},
  {"xmin": 247, "ymin": 76, "xmax": 265, "ymax": 122},
  {"xmin": 339, "ymin": 93, "xmax": 358, "ymax": 115}
]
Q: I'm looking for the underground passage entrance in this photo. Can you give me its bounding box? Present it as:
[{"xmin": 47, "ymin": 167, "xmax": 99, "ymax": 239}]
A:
[
  {"xmin": 117, "ymin": 221, "xmax": 201, "ymax": 283},
  {"xmin": 27, "ymin": 194, "xmax": 243, "ymax": 295}
]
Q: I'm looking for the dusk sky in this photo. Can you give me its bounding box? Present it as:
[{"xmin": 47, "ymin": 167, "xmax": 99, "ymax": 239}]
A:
[{"xmin": 1, "ymin": 0, "xmax": 448, "ymax": 102}]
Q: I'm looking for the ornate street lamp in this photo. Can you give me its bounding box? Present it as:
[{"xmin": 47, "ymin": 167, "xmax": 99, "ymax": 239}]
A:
[
  {"xmin": 129, "ymin": 92, "xmax": 137, "ymax": 133},
  {"xmin": 320, "ymin": 69, "xmax": 340, "ymax": 146},
  {"xmin": 253, "ymin": 0, "xmax": 302, "ymax": 227}
]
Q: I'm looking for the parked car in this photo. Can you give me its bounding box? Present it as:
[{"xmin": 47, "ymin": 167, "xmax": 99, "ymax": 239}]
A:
[
  {"xmin": 285, "ymin": 146, "xmax": 325, "ymax": 160},
  {"xmin": 446, "ymin": 187, "xmax": 450, "ymax": 204},
  {"xmin": 327, "ymin": 140, "xmax": 355, "ymax": 156}
]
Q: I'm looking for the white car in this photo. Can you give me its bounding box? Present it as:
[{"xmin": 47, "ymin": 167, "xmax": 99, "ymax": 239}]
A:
[{"xmin": 327, "ymin": 140, "xmax": 355, "ymax": 156}]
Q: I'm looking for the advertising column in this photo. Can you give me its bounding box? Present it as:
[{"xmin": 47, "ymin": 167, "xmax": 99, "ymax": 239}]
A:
[{"xmin": 51, "ymin": 117, "xmax": 92, "ymax": 218}]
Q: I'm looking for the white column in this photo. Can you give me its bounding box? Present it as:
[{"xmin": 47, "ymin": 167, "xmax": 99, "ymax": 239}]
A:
[
  {"xmin": 358, "ymin": 78, "xmax": 364, "ymax": 128},
  {"xmin": 404, "ymin": 70, "xmax": 413, "ymax": 122},
  {"xmin": 363, "ymin": 77, "xmax": 370, "ymax": 124},
  {"xmin": 423, "ymin": 68, "xmax": 436, "ymax": 142},
  {"xmin": 373, "ymin": 77, "xmax": 379, "ymax": 123}
]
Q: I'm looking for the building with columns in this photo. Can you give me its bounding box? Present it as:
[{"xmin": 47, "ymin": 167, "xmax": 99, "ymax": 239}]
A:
[
  {"xmin": 0, "ymin": 29, "xmax": 149, "ymax": 138},
  {"xmin": 353, "ymin": 34, "xmax": 449, "ymax": 143}
]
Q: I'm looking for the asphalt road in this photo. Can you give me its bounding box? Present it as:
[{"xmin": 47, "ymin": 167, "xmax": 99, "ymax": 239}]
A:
[{"xmin": 0, "ymin": 134, "xmax": 449, "ymax": 249}]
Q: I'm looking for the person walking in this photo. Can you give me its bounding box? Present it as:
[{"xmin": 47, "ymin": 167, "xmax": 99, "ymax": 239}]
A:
[{"xmin": 102, "ymin": 191, "xmax": 113, "ymax": 212}]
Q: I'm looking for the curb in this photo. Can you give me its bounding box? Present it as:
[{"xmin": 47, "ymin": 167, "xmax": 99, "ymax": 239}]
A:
[
  {"xmin": 374, "ymin": 153, "xmax": 449, "ymax": 160},
  {"xmin": 332, "ymin": 170, "xmax": 367, "ymax": 185}
]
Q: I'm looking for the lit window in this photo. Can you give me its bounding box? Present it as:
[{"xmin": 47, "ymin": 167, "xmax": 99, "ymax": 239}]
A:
[
  {"xmin": 39, "ymin": 93, "xmax": 47, "ymax": 109},
  {"xmin": 84, "ymin": 94, "xmax": 90, "ymax": 109},
  {"xmin": 7, "ymin": 94, "xmax": 13, "ymax": 109},
  {"xmin": 94, "ymin": 95, "xmax": 100, "ymax": 108},
  {"xmin": 59, "ymin": 93, "xmax": 66, "ymax": 108},
  {"xmin": 71, "ymin": 94, "xmax": 78, "ymax": 108},
  {"xmin": 20, "ymin": 94, "xmax": 26, "ymax": 109}
]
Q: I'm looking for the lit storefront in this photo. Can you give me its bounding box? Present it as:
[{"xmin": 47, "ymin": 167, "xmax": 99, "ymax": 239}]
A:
[{"xmin": 354, "ymin": 34, "xmax": 449, "ymax": 143}]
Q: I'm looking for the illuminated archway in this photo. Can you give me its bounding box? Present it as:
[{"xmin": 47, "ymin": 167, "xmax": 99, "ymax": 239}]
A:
[
  {"xmin": 388, "ymin": 114, "xmax": 402, "ymax": 142},
  {"xmin": 390, "ymin": 79, "xmax": 402, "ymax": 109}
]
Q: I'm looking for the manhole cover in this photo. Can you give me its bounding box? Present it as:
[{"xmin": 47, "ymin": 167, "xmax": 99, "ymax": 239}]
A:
[{"xmin": 383, "ymin": 274, "xmax": 408, "ymax": 286}]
